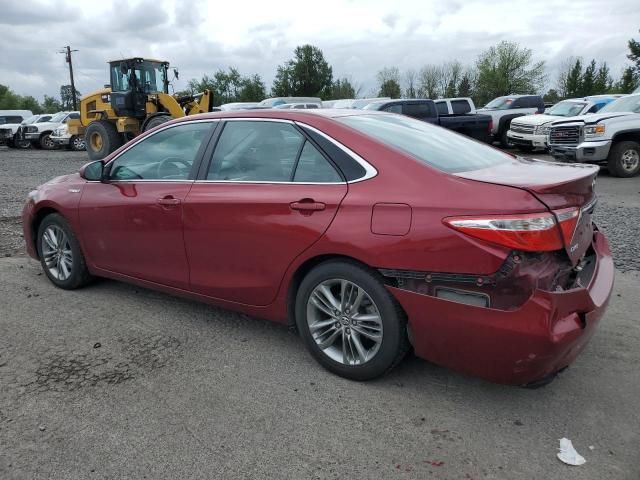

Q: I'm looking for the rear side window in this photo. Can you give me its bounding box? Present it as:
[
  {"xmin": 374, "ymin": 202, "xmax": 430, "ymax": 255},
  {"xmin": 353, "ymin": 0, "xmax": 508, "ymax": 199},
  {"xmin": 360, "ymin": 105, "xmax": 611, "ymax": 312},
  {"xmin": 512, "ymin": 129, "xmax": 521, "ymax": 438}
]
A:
[
  {"xmin": 339, "ymin": 114, "xmax": 512, "ymax": 174},
  {"xmin": 451, "ymin": 100, "xmax": 471, "ymax": 114},
  {"xmin": 293, "ymin": 141, "xmax": 342, "ymax": 183},
  {"xmin": 510, "ymin": 98, "xmax": 526, "ymax": 108},
  {"xmin": 403, "ymin": 102, "xmax": 435, "ymax": 119},
  {"xmin": 435, "ymin": 102, "xmax": 449, "ymax": 115},
  {"xmin": 208, "ymin": 121, "xmax": 303, "ymax": 181}
]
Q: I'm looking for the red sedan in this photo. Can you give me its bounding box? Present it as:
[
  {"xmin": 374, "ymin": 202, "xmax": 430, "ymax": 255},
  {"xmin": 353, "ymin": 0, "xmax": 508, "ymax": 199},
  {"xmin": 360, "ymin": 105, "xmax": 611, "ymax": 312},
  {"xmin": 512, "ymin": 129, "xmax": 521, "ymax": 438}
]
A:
[{"xmin": 22, "ymin": 110, "xmax": 614, "ymax": 385}]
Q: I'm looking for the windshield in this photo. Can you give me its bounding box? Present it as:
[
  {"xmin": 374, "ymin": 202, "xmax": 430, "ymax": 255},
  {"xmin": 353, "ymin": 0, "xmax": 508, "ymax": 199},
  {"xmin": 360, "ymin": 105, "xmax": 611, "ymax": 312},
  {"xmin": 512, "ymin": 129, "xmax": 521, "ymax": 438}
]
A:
[
  {"xmin": 598, "ymin": 95, "xmax": 640, "ymax": 114},
  {"xmin": 23, "ymin": 115, "xmax": 39, "ymax": 124},
  {"xmin": 483, "ymin": 97, "xmax": 514, "ymax": 110},
  {"xmin": 546, "ymin": 101, "xmax": 587, "ymax": 117},
  {"xmin": 48, "ymin": 112, "xmax": 68, "ymax": 123},
  {"xmin": 338, "ymin": 114, "xmax": 512, "ymax": 173},
  {"xmin": 111, "ymin": 61, "xmax": 167, "ymax": 93}
]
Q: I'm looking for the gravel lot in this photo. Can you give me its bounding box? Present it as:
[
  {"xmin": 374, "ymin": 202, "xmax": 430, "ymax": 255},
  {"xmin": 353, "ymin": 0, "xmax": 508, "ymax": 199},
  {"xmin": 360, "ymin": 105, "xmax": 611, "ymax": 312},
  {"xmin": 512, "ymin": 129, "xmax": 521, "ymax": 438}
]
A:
[{"xmin": 1, "ymin": 146, "xmax": 639, "ymax": 479}]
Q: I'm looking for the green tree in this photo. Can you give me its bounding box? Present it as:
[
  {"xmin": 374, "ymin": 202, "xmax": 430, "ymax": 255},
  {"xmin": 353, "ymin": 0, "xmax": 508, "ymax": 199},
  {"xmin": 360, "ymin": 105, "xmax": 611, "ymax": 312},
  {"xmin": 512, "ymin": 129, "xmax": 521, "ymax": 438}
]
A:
[
  {"xmin": 614, "ymin": 66, "xmax": 639, "ymax": 93},
  {"xmin": 593, "ymin": 63, "xmax": 612, "ymax": 93},
  {"xmin": 543, "ymin": 89, "xmax": 561, "ymax": 104},
  {"xmin": 627, "ymin": 29, "xmax": 640, "ymax": 74},
  {"xmin": 474, "ymin": 41, "xmax": 546, "ymax": 105},
  {"xmin": 376, "ymin": 67, "xmax": 401, "ymax": 98},
  {"xmin": 580, "ymin": 60, "xmax": 596, "ymax": 96},
  {"xmin": 378, "ymin": 80, "xmax": 401, "ymax": 98},
  {"xmin": 239, "ymin": 74, "xmax": 266, "ymax": 102},
  {"xmin": 42, "ymin": 95, "xmax": 63, "ymax": 112},
  {"xmin": 272, "ymin": 45, "xmax": 333, "ymax": 97},
  {"xmin": 18, "ymin": 96, "xmax": 42, "ymax": 113},
  {"xmin": 0, "ymin": 84, "xmax": 20, "ymax": 109},
  {"xmin": 327, "ymin": 78, "xmax": 356, "ymax": 100},
  {"xmin": 565, "ymin": 59, "xmax": 583, "ymax": 97},
  {"xmin": 60, "ymin": 85, "xmax": 80, "ymax": 110},
  {"xmin": 457, "ymin": 71, "xmax": 474, "ymax": 97}
]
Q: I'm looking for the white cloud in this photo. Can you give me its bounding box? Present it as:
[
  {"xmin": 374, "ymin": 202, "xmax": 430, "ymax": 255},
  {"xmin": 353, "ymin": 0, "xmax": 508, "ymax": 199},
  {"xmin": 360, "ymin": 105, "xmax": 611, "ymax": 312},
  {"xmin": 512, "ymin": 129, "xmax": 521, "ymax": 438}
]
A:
[{"xmin": 0, "ymin": 0, "xmax": 637, "ymax": 101}]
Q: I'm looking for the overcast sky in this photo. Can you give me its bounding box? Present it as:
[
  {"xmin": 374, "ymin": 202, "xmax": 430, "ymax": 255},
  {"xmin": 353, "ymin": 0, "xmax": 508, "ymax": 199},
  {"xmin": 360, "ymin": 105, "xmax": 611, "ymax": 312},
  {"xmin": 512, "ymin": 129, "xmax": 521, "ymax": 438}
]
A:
[{"xmin": 1, "ymin": 0, "xmax": 638, "ymax": 101}]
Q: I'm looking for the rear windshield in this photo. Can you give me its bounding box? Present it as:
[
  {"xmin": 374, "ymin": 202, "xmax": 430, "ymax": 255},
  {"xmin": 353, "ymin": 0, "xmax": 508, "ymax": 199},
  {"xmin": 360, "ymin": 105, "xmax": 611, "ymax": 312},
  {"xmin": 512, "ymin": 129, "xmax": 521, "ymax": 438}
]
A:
[{"xmin": 338, "ymin": 114, "xmax": 512, "ymax": 173}]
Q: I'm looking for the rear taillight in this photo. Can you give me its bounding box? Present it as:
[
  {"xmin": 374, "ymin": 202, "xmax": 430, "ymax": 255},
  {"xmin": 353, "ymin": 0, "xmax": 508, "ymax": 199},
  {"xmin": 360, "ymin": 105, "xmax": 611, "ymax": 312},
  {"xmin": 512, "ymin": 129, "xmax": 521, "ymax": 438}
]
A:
[{"xmin": 443, "ymin": 208, "xmax": 580, "ymax": 252}]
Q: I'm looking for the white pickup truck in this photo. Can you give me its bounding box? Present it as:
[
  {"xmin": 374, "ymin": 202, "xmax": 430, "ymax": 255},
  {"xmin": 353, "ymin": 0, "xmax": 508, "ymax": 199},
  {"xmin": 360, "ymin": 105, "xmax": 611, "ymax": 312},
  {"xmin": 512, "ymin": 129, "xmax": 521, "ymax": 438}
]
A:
[
  {"xmin": 18, "ymin": 111, "xmax": 79, "ymax": 150},
  {"xmin": 0, "ymin": 113, "xmax": 54, "ymax": 149},
  {"xmin": 0, "ymin": 110, "xmax": 34, "ymax": 147},
  {"xmin": 548, "ymin": 93, "xmax": 640, "ymax": 177},
  {"xmin": 507, "ymin": 95, "xmax": 621, "ymax": 152}
]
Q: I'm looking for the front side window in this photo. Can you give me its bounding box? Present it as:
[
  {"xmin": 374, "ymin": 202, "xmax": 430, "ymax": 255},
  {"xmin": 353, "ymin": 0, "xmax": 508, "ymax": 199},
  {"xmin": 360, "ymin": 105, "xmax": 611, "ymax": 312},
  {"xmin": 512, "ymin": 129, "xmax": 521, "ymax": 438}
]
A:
[
  {"xmin": 109, "ymin": 122, "xmax": 212, "ymax": 180},
  {"xmin": 339, "ymin": 114, "xmax": 512, "ymax": 174},
  {"xmin": 483, "ymin": 97, "xmax": 513, "ymax": 110}
]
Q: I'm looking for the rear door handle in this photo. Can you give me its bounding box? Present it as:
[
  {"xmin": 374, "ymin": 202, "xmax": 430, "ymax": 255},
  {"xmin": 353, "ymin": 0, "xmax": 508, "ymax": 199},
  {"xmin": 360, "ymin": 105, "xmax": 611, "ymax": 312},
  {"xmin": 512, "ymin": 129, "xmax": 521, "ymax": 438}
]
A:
[
  {"xmin": 290, "ymin": 201, "xmax": 326, "ymax": 212},
  {"xmin": 157, "ymin": 196, "xmax": 181, "ymax": 206}
]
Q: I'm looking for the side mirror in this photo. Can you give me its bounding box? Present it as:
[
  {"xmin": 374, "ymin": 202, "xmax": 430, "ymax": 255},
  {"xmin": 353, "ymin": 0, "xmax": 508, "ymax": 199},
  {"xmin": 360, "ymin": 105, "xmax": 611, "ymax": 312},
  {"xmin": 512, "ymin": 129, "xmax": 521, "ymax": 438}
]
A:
[{"xmin": 80, "ymin": 160, "xmax": 105, "ymax": 181}]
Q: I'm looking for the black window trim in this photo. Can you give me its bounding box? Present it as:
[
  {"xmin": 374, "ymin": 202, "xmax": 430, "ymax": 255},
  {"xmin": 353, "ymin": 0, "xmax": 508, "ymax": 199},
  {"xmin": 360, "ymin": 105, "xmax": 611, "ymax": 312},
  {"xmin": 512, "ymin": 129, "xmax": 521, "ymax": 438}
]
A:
[
  {"xmin": 194, "ymin": 118, "xmax": 377, "ymax": 185},
  {"xmin": 103, "ymin": 119, "xmax": 220, "ymax": 183}
]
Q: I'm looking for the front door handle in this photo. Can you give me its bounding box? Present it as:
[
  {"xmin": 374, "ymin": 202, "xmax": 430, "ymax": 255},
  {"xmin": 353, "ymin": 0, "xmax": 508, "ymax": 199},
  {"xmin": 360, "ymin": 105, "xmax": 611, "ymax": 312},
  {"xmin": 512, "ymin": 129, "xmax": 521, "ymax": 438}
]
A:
[
  {"xmin": 290, "ymin": 200, "xmax": 326, "ymax": 212},
  {"xmin": 157, "ymin": 196, "xmax": 181, "ymax": 206}
]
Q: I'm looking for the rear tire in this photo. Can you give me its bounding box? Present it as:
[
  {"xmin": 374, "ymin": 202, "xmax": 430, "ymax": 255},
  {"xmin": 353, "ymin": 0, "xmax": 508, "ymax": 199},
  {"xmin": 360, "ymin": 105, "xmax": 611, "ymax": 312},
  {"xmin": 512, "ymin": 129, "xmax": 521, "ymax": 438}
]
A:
[
  {"xmin": 85, "ymin": 120, "xmax": 123, "ymax": 160},
  {"xmin": 607, "ymin": 141, "xmax": 640, "ymax": 178},
  {"xmin": 295, "ymin": 260, "xmax": 410, "ymax": 381},
  {"xmin": 69, "ymin": 135, "xmax": 86, "ymax": 151},
  {"xmin": 36, "ymin": 213, "xmax": 92, "ymax": 290}
]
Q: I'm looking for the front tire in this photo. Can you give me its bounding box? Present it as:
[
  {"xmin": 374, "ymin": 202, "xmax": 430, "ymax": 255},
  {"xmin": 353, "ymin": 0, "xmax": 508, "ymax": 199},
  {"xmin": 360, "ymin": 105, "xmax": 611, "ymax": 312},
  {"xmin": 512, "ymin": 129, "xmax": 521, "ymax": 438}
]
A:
[
  {"xmin": 85, "ymin": 120, "xmax": 123, "ymax": 160},
  {"xmin": 500, "ymin": 127, "xmax": 513, "ymax": 148},
  {"xmin": 607, "ymin": 141, "xmax": 640, "ymax": 178},
  {"xmin": 37, "ymin": 213, "xmax": 92, "ymax": 290},
  {"xmin": 295, "ymin": 260, "xmax": 409, "ymax": 380},
  {"xmin": 40, "ymin": 133, "xmax": 56, "ymax": 150}
]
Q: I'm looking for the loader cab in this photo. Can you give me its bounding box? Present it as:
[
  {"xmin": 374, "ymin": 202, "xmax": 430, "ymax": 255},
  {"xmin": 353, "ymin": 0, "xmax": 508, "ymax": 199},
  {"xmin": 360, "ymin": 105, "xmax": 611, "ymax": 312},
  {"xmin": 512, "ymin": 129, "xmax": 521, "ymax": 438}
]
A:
[{"xmin": 109, "ymin": 58, "xmax": 170, "ymax": 118}]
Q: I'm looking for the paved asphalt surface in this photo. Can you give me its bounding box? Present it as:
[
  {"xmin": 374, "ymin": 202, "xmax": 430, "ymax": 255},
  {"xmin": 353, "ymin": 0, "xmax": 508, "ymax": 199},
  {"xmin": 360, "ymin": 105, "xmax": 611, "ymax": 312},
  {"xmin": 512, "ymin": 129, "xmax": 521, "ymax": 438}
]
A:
[{"xmin": 0, "ymin": 147, "xmax": 639, "ymax": 479}]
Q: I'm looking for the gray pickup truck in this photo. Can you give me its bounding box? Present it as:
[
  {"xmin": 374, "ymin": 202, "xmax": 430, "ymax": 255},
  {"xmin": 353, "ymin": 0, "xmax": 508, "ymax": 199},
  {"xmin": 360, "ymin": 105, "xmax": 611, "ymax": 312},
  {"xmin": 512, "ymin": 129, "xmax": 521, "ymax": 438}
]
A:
[{"xmin": 548, "ymin": 94, "xmax": 640, "ymax": 177}]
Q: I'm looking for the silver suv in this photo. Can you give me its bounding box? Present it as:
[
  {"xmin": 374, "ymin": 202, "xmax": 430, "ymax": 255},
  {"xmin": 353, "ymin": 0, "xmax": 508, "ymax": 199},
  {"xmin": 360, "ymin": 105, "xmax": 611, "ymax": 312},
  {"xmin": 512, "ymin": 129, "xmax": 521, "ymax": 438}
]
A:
[{"xmin": 548, "ymin": 94, "xmax": 640, "ymax": 177}]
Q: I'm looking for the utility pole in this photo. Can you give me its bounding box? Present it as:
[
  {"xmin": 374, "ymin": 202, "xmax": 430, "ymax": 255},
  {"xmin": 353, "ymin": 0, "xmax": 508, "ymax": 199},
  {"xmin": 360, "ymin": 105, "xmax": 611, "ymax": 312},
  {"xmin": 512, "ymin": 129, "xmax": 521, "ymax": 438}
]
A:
[{"xmin": 59, "ymin": 46, "xmax": 79, "ymax": 110}]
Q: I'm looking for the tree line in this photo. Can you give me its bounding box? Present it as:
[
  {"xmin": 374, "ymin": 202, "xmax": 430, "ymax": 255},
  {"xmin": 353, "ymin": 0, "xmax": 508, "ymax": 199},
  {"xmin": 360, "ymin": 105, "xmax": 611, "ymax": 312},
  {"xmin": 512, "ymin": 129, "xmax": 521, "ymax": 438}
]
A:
[{"xmin": 2, "ymin": 30, "xmax": 639, "ymax": 113}]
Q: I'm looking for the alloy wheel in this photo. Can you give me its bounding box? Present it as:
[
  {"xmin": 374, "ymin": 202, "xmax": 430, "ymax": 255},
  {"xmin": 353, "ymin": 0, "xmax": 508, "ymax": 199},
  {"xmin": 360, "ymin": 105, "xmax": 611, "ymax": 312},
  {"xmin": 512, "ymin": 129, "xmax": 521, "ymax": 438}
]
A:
[
  {"xmin": 72, "ymin": 136, "xmax": 86, "ymax": 150},
  {"xmin": 41, "ymin": 225, "xmax": 73, "ymax": 281},
  {"xmin": 306, "ymin": 279, "xmax": 383, "ymax": 365},
  {"xmin": 621, "ymin": 149, "xmax": 640, "ymax": 172}
]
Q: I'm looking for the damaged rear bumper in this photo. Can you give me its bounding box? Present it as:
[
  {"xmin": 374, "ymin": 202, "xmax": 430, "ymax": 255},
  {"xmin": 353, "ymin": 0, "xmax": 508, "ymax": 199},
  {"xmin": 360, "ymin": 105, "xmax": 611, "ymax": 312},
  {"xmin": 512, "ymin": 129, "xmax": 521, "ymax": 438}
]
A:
[{"xmin": 387, "ymin": 231, "xmax": 614, "ymax": 385}]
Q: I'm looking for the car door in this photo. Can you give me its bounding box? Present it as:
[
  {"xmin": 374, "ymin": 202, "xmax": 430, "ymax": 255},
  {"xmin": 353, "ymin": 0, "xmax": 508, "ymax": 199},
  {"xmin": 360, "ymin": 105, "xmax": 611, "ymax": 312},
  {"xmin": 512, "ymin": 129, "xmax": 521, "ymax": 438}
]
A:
[
  {"xmin": 78, "ymin": 121, "xmax": 216, "ymax": 289},
  {"xmin": 183, "ymin": 119, "xmax": 348, "ymax": 306}
]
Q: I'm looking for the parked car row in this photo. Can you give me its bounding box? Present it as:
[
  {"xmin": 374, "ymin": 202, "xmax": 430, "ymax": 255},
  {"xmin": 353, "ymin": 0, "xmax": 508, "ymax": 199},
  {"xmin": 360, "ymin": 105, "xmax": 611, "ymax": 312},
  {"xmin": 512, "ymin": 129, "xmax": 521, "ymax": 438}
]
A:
[{"xmin": 0, "ymin": 110, "xmax": 86, "ymax": 150}]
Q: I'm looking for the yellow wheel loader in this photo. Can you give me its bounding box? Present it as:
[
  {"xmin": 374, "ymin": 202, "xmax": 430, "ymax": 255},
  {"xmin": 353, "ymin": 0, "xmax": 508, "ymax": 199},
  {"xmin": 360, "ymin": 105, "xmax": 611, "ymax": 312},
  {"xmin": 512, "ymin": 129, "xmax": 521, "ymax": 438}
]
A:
[{"xmin": 68, "ymin": 57, "xmax": 212, "ymax": 160}]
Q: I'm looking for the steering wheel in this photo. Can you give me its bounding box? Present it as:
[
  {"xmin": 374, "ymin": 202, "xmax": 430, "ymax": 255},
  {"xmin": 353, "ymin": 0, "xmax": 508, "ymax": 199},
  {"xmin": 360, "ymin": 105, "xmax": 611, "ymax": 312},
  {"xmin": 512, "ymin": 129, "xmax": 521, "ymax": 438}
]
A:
[{"xmin": 156, "ymin": 157, "xmax": 191, "ymax": 179}]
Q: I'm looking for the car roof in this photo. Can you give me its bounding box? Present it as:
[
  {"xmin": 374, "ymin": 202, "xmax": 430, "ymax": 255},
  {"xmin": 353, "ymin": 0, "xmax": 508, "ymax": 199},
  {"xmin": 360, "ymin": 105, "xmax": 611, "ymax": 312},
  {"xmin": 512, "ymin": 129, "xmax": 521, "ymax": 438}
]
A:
[{"xmin": 167, "ymin": 108, "xmax": 386, "ymax": 124}]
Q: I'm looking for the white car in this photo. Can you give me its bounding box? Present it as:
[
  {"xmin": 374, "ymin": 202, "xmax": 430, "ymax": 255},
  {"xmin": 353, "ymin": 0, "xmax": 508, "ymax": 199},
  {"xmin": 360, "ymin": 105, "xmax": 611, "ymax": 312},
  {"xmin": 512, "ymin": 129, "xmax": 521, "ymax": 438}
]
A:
[
  {"xmin": 50, "ymin": 119, "xmax": 86, "ymax": 151},
  {"xmin": 0, "ymin": 110, "xmax": 34, "ymax": 147},
  {"xmin": 274, "ymin": 103, "xmax": 320, "ymax": 109},
  {"xmin": 507, "ymin": 95, "xmax": 622, "ymax": 152},
  {"xmin": 19, "ymin": 111, "xmax": 79, "ymax": 150},
  {"xmin": 0, "ymin": 113, "xmax": 53, "ymax": 149}
]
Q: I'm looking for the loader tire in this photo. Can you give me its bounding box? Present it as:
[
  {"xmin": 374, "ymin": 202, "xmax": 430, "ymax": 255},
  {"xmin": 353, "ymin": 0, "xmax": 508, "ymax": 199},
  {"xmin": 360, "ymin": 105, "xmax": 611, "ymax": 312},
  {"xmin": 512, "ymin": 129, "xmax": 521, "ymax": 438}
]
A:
[{"xmin": 85, "ymin": 121, "xmax": 123, "ymax": 160}]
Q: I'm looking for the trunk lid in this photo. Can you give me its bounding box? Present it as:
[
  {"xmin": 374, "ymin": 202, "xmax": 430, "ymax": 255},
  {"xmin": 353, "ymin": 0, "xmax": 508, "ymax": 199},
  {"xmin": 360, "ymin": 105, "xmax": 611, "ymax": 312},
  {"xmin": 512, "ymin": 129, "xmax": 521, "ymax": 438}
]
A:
[{"xmin": 455, "ymin": 158, "xmax": 599, "ymax": 265}]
